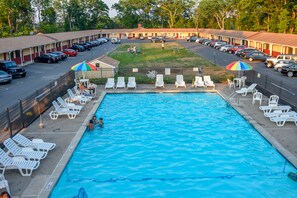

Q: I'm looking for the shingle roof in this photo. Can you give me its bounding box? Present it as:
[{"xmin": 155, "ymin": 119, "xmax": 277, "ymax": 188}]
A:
[
  {"xmin": 92, "ymin": 55, "xmax": 120, "ymax": 67},
  {"xmin": 198, "ymin": 28, "xmax": 259, "ymax": 39},
  {"xmin": 248, "ymin": 32, "xmax": 297, "ymax": 48}
]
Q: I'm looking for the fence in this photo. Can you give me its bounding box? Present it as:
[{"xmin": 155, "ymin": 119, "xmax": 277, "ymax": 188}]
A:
[
  {"xmin": 244, "ymin": 70, "xmax": 297, "ymax": 110},
  {"xmin": 0, "ymin": 71, "xmax": 75, "ymax": 141}
]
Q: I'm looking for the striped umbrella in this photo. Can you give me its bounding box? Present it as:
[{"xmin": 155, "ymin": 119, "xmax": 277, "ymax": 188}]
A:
[
  {"xmin": 71, "ymin": 61, "xmax": 97, "ymax": 79},
  {"xmin": 226, "ymin": 61, "xmax": 253, "ymax": 71}
]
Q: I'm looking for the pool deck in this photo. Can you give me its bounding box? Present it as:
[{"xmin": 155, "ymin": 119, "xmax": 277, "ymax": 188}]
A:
[{"xmin": 5, "ymin": 84, "xmax": 297, "ymax": 197}]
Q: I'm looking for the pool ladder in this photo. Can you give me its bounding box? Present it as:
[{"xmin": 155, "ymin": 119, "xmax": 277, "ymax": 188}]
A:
[{"xmin": 227, "ymin": 92, "xmax": 239, "ymax": 103}]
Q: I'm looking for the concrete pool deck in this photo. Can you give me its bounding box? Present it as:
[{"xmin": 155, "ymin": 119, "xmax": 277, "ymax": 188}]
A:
[{"xmin": 5, "ymin": 84, "xmax": 297, "ymax": 197}]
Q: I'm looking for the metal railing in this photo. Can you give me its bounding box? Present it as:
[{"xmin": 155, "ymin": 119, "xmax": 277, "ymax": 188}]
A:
[{"xmin": 0, "ymin": 71, "xmax": 75, "ymax": 141}]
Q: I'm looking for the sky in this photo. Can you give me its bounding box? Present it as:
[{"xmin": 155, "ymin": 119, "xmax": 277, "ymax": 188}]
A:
[{"xmin": 104, "ymin": 0, "xmax": 119, "ymax": 18}]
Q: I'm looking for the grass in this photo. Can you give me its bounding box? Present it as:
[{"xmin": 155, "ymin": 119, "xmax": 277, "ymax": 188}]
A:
[{"xmin": 90, "ymin": 43, "xmax": 234, "ymax": 84}]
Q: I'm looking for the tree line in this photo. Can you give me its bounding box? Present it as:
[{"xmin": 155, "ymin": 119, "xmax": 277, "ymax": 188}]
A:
[{"xmin": 0, "ymin": 0, "xmax": 296, "ymax": 38}]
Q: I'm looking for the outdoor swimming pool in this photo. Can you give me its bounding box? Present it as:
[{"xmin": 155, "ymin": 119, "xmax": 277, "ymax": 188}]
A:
[{"xmin": 51, "ymin": 93, "xmax": 297, "ymax": 197}]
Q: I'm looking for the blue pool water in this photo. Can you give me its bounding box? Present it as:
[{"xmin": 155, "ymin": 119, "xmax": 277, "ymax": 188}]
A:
[{"xmin": 51, "ymin": 93, "xmax": 297, "ymax": 197}]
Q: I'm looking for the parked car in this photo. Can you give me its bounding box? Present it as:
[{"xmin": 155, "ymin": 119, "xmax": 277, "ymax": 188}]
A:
[
  {"xmin": 151, "ymin": 37, "xmax": 165, "ymax": 43},
  {"xmin": 214, "ymin": 42, "xmax": 227, "ymax": 49},
  {"xmin": 280, "ymin": 62, "xmax": 297, "ymax": 77},
  {"xmin": 63, "ymin": 49, "xmax": 78, "ymax": 57},
  {"xmin": 79, "ymin": 42, "xmax": 92, "ymax": 50},
  {"xmin": 274, "ymin": 60, "xmax": 296, "ymax": 72},
  {"xmin": 0, "ymin": 60, "xmax": 26, "ymax": 78},
  {"xmin": 219, "ymin": 44, "xmax": 234, "ymax": 52},
  {"xmin": 139, "ymin": 36, "xmax": 145, "ymax": 40},
  {"xmin": 245, "ymin": 52, "xmax": 268, "ymax": 62},
  {"xmin": 0, "ymin": 71, "xmax": 12, "ymax": 84},
  {"xmin": 71, "ymin": 44, "xmax": 85, "ymax": 52},
  {"xmin": 111, "ymin": 37, "xmax": 121, "ymax": 44},
  {"xmin": 187, "ymin": 36, "xmax": 198, "ymax": 42},
  {"xmin": 239, "ymin": 48, "xmax": 258, "ymax": 58},
  {"xmin": 202, "ymin": 39, "xmax": 211, "ymax": 45},
  {"xmin": 34, "ymin": 53, "xmax": 59, "ymax": 63},
  {"xmin": 49, "ymin": 51, "xmax": 67, "ymax": 61},
  {"xmin": 147, "ymin": 36, "xmax": 153, "ymax": 40},
  {"xmin": 226, "ymin": 45, "xmax": 246, "ymax": 54},
  {"xmin": 209, "ymin": 40, "xmax": 222, "ymax": 47},
  {"xmin": 265, "ymin": 54, "xmax": 297, "ymax": 68}
]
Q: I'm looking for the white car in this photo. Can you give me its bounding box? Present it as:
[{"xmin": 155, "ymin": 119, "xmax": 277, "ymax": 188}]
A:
[
  {"xmin": 147, "ymin": 36, "xmax": 152, "ymax": 40},
  {"xmin": 219, "ymin": 44, "xmax": 234, "ymax": 52},
  {"xmin": 213, "ymin": 42, "xmax": 227, "ymax": 49},
  {"xmin": 274, "ymin": 60, "xmax": 296, "ymax": 72}
]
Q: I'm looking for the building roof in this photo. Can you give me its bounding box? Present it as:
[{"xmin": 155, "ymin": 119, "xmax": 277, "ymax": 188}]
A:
[
  {"xmin": 198, "ymin": 28, "xmax": 259, "ymax": 39},
  {"xmin": 90, "ymin": 55, "xmax": 120, "ymax": 68},
  {"xmin": 248, "ymin": 32, "xmax": 297, "ymax": 48}
]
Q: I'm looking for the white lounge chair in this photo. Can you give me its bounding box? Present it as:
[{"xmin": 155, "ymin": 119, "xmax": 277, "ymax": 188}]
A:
[
  {"xmin": 155, "ymin": 74, "xmax": 164, "ymax": 88},
  {"xmin": 175, "ymin": 75, "xmax": 186, "ymax": 88},
  {"xmin": 268, "ymin": 95, "xmax": 279, "ymax": 107},
  {"xmin": 227, "ymin": 79, "xmax": 235, "ymax": 89},
  {"xmin": 66, "ymin": 89, "xmax": 88, "ymax": 105},
  {"xmin": 265, "ymin": 110, "xmax": 297, "ymax": 119},
  {"xmin": 235, "ymin": 83, "xmax": 257, "ymax": 96},
  {"xmin": 252, "ymin": 91, "xmax": 262, "ymax": 105},
  {"xmin": 0, "ymin": 148, "xmax": 39, "ymax": 177},
  {"xmin": 73, "ymin": 86, "xmax": 94, "ymax": 100},
  {"xmin": 57, "ymin": 97, "xmax": 82, "ymax": 113},
  {"xmin": 127, "ymin": 77, "xmax": 136, "ymax": 89},
  {"xmin": 49, "ymin": 101, "xmax": 79, "ymax": 120},
  {"xmin": 259, "ymin": 105, "xmax": 291, "ymax": 115},
  {"xmin": 116, "ymin": 77, "xmax": 126, "ymax": 89},
  {"xmin": 0, "ymin": 174, "xmax": 10, "ymax": 195},
  {"xmin": 12, "ymin": 133, "xmax": 56, "ymax": 153},
  {"xmin": 105, "ymin": 78, "xmax": 115, "ymax": 89},
  {"xmin": 4, "ymin": 138, "xmax": 47, "ymax": 161},
  {"xmin": 203, "ymin": 76, "xmax": 215, "ymax": 87},
  {"xmin": 193, "ymin": 76, "xmax": 204, "ymax": 88},
  {"xmin": 270, "ymin": 113, "xmax": 297, "ymax": 127}
]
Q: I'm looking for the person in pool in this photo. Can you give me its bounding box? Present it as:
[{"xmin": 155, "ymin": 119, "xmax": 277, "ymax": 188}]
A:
[{"xmin": 99, "ymin": 118, "xmax": 104, "ymax": 127}]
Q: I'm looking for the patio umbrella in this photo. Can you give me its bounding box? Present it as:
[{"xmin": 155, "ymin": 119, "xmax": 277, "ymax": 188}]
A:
[
  {"xmin": 226, "ymin": 61, "xmax": 252, "ymax": 77},
  {"xmin": 71, "ymin": 61, "xmax": 97, "ymax": 79}
]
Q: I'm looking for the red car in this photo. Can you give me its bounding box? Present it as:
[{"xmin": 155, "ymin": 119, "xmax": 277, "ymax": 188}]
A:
[
  {"xmin": 63, "ymin": 49, "xmax": 78, "ymax": 57},
  {"xmin": 226, "ymin": 45, "xmax": 246, "ymax": 54}
]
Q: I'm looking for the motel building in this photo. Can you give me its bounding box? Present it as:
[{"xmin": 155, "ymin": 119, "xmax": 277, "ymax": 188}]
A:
[{"xmin": 0, "ymin": 24, "xmax": 296, "ymax": 66}]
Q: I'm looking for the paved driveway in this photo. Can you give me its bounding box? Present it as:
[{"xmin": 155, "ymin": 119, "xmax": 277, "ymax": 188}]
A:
[{"xmin": 0, "ymin": 42, "xmax": 118, "ymax": 112}]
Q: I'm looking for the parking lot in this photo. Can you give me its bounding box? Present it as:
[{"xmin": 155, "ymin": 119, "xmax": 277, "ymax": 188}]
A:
[{"xmin": 1, "ymin": 39, "xmax": 296, "ymax": 113}]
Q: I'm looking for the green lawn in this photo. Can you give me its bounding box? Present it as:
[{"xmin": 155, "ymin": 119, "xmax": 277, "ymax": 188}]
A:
[
  {"xmin": 97, "ymin": 42, "xmax": 234, "ymax": 84},
  {"xmin": 108, "ymin": 42, "xmax": 214, "ymax": 68}
]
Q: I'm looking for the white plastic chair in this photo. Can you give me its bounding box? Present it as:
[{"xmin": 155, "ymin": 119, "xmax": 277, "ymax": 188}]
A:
[
  {"xmin": 193, "ymin": 76, "xmax": 204, "ymax": 88},
  {"xmin": 116, "ymin": 77, "xmax": 126, "ymax": 89},
  {"xmin": 175, "ymin": 75, "xmax": 186, "ymax": 88},
  {"xmin": 0, "ymin": 174, "xmax": 10, "ymax": 195},
  {"xmin": 268, "ymin": 95, "xmax": 279, "ymax": 107},
  {"xmin": 0, "ymin": 148, "xmax": 40, "ymax": 177},
  {"xmin": 49, "ymin": 101, "xmax": 79, "ymax": 120},
  {"xmin": 227, "ymin": 79, "xmax": 235, "ymax": 89},
  {"xmin": 105, "ymin": 78, "xmax": 115, "ymax": 89},
  {"xmin": 4, "ymin": 138, "xmax": 47, "ymax": 161},
  {"xmin": 235, "ymin": 83, "xmax": 257, "ymax": 96},
  {"xmin": 252, "ymin": 91, "xmax": 262, "ymax": 105},
  {"xmin": 12, "ymin": 133, "xmax": 56, "ymax": 153},
  {"xmin": 203, "ymin": 76, "xmax": 215, "ymax": 87},
  {"xmin": 155, "ymin": 74, "xmax": 164, "ymax": 88},
  {"xmin": 127, "ymin": 77, "xmax": 136, "ymax": 89}
]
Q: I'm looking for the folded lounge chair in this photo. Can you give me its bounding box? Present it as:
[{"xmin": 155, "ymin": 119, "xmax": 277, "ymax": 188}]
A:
[
  {"xmin": 12, "ymin": 133, "xmax": 56, "ymax": 153},
  {"xmin": 4, "ymin": 138, "xmax": 47, "ymax": 161},
  {"xmin": 259, "ymin": 105, "xmax": 291, "ymax": 115},
  {"xmin": 270, "ymin": 113, "xmax": 297, "ymax": 127},
  {"xmin": 203, "ymin": 76, "xmax": 215, "ymax": 87},
  {"xmin": 57, "ymin": 97, "xmax": 82, "ymax": 113},
  {"xmin": 193, "ymin": 76, "xmax": 204, "ymax": 88},
  {"xmin": 0, "ymin": 148, "xmax": 39, "ymax": 177},
  {"xmin": 175, "ymin": 75, "xmax": 186, "ymax": 88},
  {"xmin": 265, "ymin": 110, "xmax": 297, "ymax": 119},
  {"xmin": 155, "ymin": 74, "xmax": 164, "ymax": 88},
  {"xmin": 49, "ymin": 101, "xmax": 79, "ymax": 120},
  {"xmin": 127, "ymin": 77, "xmax": 136, "ymax": 89},
  {"xmin": 235, "ymin": 83, "xmax": 257, "ymax": 96},
  {"xmin": 66, "ymin": 89, "xmax": 88, "ymax": 105},
  {"xmin": 116, "ymin": 77, "xmax": 126, "ymax": 89},
  {"xmin": 105, "ymin": 78, "xmax": 115, "ymax": 89}
]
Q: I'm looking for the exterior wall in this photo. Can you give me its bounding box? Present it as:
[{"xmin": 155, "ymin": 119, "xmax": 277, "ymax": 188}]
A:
[
  {"xmin": 272, "ymin": 45, "xmax": 281, "ymax": 57},
  {"xmin": 233, "ymin": 38, "xmax": 241, "ymax": 45},
  {"xmin": 0, "ymin": 53, "xmax": 4, "ymax": 60}
]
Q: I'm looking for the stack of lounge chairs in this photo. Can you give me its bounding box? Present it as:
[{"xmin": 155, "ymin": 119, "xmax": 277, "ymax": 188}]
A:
[
  {"xmin": 0, "ymin": 134, "xmax": 56, "ymax": 177},
  {"xmin": 258, "ymin": 95, "xmax": 297, "ymax": 127}
]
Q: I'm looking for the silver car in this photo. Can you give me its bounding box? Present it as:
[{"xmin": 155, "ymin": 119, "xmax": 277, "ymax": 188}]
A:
[
  {"xmin": 0, "ymin": 71, "xmax": 12, "ymax": 84},
  {"xmin": 274, "ymin": 60, "xmax": 296, "ymax": 72}
]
